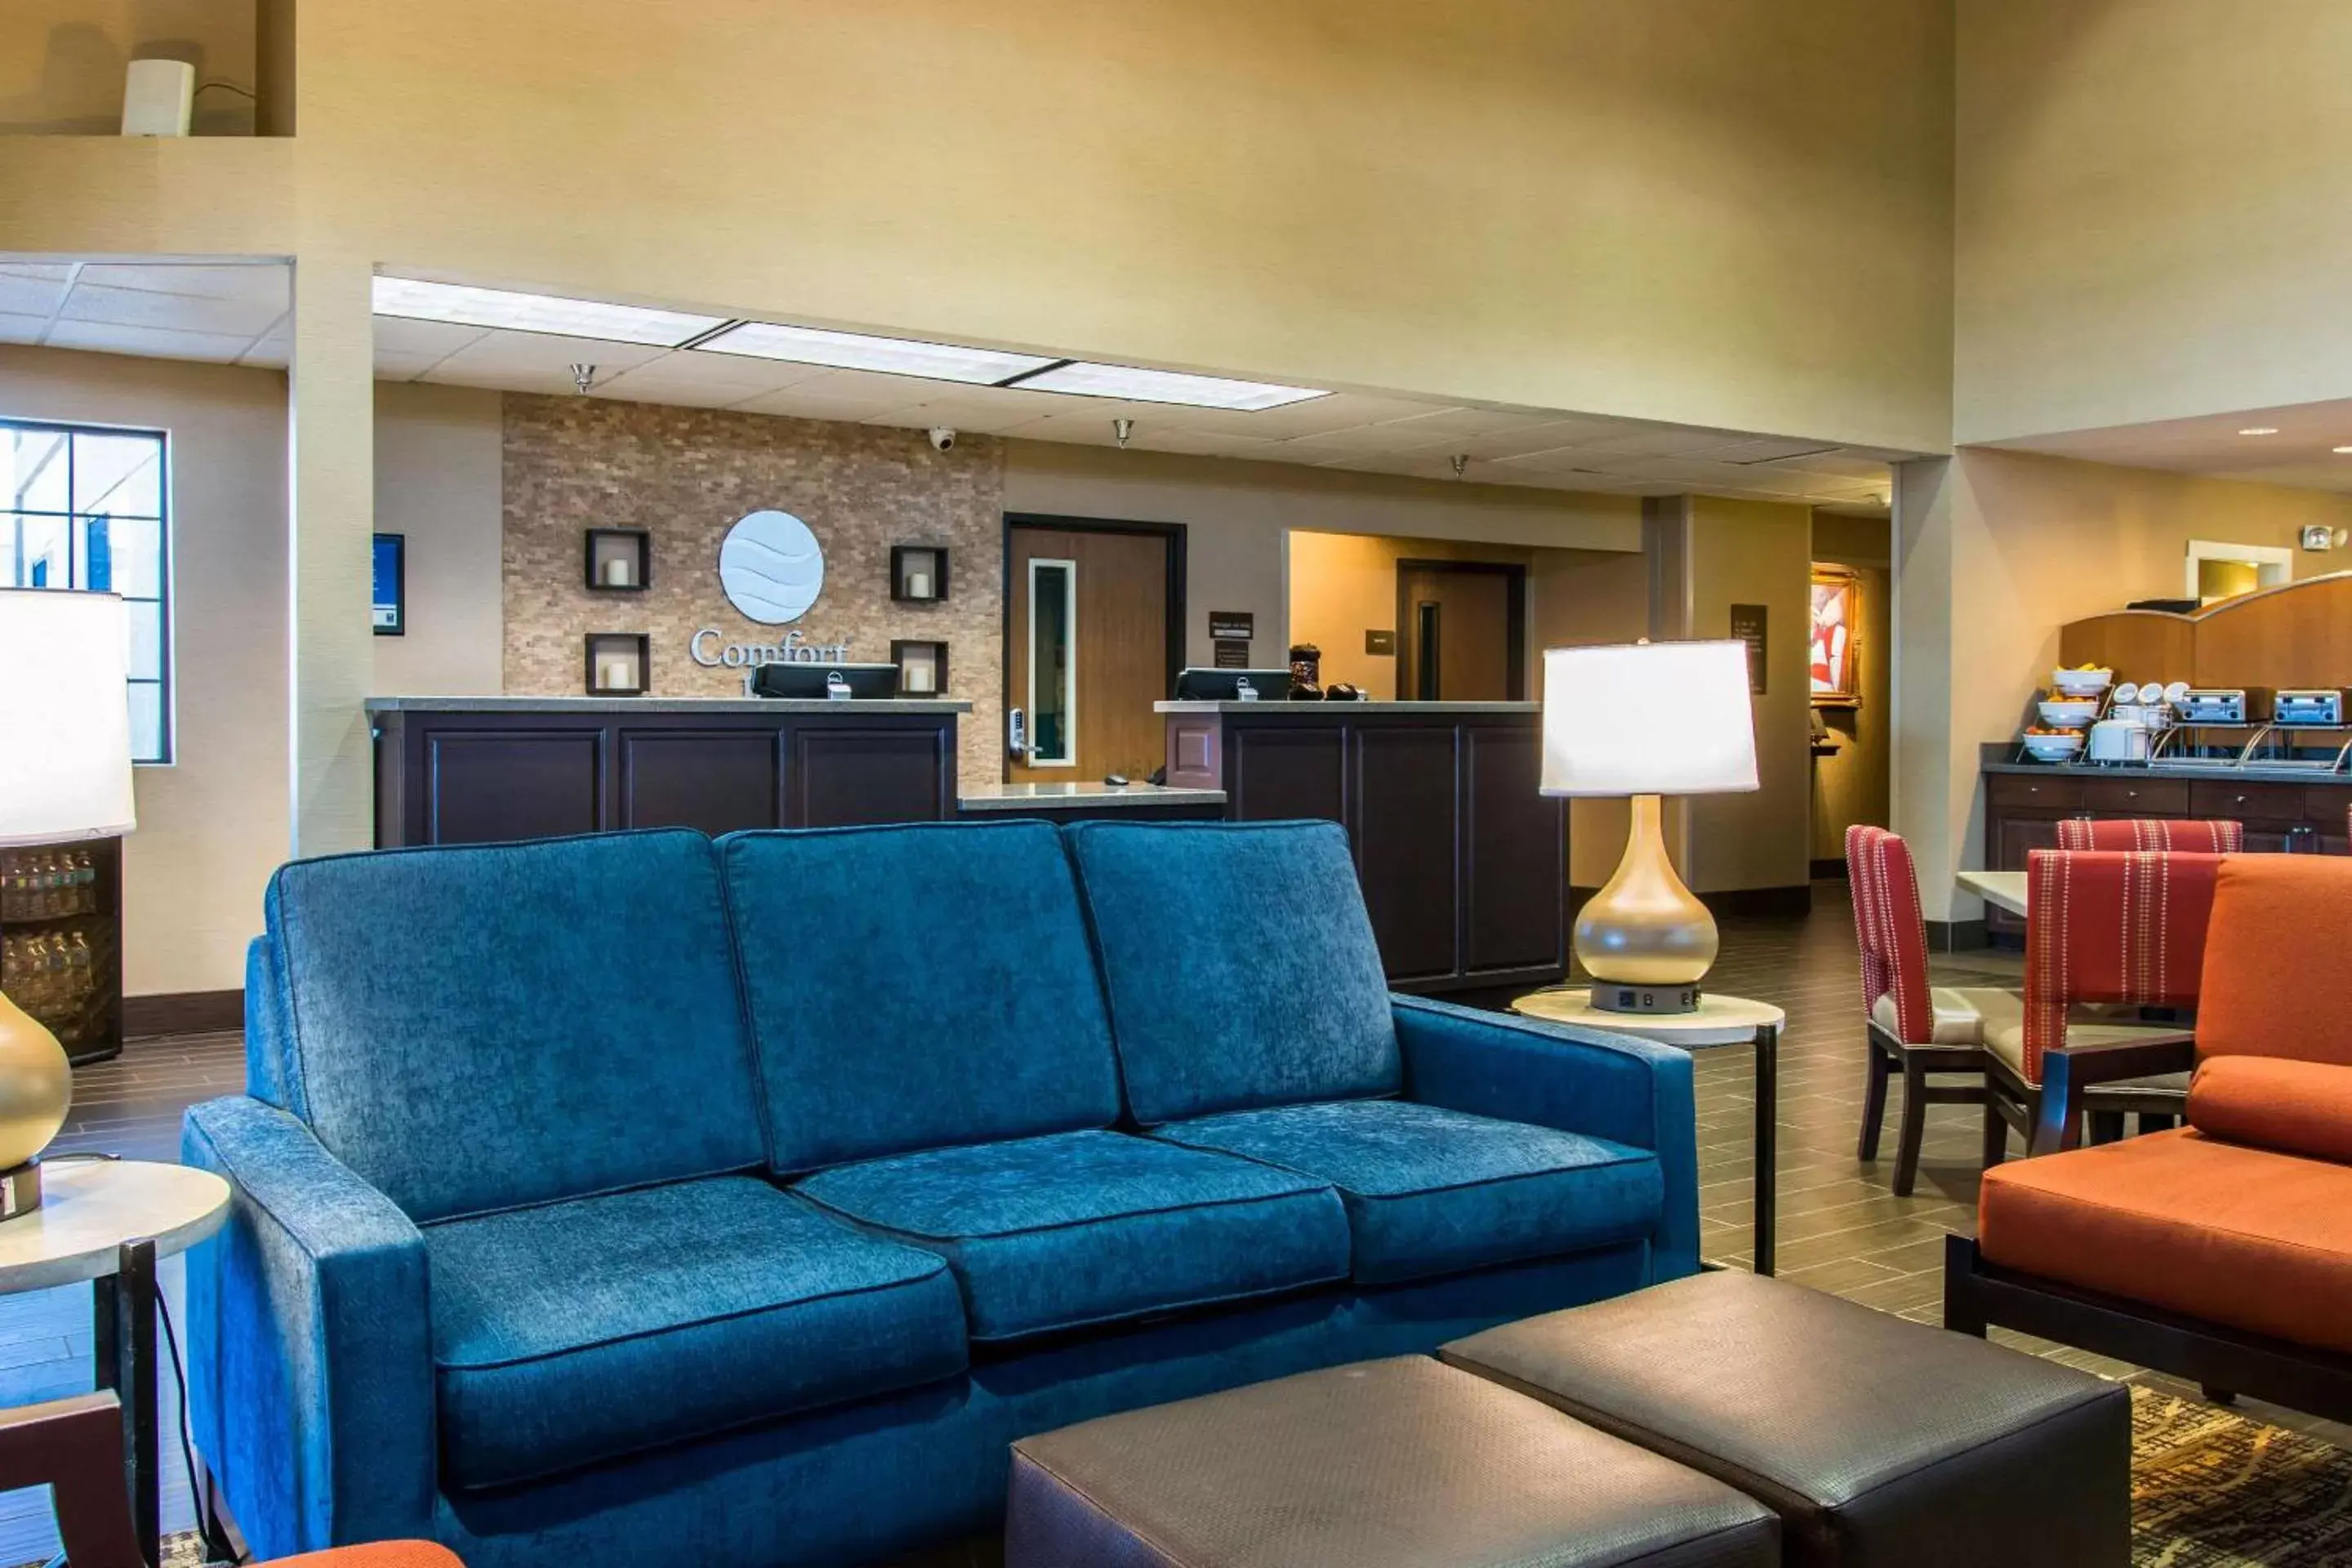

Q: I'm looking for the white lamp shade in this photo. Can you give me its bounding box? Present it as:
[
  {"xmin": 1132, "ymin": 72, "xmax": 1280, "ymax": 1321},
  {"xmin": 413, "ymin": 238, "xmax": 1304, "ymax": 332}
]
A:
[
  {"xmin": 1541, "ymin": 640, "xmax": 1759, "ymax": 798},
  {"xmin": 0, "ymin": 590, "xmax": 137, "ymax": 847}
]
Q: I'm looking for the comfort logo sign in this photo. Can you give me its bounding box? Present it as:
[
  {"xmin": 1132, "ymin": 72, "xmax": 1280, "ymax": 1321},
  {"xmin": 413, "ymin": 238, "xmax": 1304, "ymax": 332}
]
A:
[{"xmin": 717, "ymin": 510, "xmax": 824, "ymax": 624}]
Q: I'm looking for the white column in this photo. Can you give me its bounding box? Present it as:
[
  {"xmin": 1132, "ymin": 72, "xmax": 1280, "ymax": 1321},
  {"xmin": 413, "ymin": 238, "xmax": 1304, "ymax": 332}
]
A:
[{"xmin": 287, "ymin": 252, "xmax": 375, "ymax": 858}]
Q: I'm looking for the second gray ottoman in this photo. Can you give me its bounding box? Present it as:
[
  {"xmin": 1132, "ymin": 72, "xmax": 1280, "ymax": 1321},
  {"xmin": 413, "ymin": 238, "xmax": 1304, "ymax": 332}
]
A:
[
  {"xmin": 1441, "ymin": 1271, "xmax": 2130, "ymax": 1568},
  {"xmin": 1005, "ymin": 1356, "xmax": 1776, "ymax": 1567}
]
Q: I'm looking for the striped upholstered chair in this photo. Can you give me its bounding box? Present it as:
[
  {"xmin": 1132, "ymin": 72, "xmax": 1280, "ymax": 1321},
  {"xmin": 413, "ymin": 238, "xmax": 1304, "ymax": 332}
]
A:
[
  {"xmin": 2053, "ymin": 818, "xmax": 2243, "ymax": 853},
  {"xmin": 1980, "ymin": 849, "xmax": 2210, "ymax": 1156},
  {"xmin": 1847, "ymin": 826, "xmax": 2015, "ymax": 1196}
]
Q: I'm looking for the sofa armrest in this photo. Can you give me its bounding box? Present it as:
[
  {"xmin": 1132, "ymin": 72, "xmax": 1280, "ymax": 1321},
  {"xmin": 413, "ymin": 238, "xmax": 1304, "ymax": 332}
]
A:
[
  {"xmin": 2029, "ymin": 1035, "xmax": 2198, "ymax": 1156},
  {"xmin": 181, "ymin": 1095, "xmax": 436, "ymax": 1560},
  {"xmin": 1392, "ymin": 996, "xmax": 1699, "ymax": 1281}
]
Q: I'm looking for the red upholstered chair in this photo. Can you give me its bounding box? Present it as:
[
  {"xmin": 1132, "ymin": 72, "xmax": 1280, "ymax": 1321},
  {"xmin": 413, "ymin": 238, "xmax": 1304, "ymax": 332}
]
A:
[
  {"xmin": 1980, "ymin": 849, "xmax": 2209, "ymax": 1155},
  {"xmin": 1950, "ymin": 854, "xmax": 2352, "ymax": 1421},
  {"xmin": 1846, "ymin": 826, "xmax": 2011, "ymax": 1196},
  {"xmin": 2053, "ymin": 817, "xmax": 2244, "ymax": 853},
  {"xmin": 0, "ymin": 1391, "xmax": 465, "ymax": 1568}
]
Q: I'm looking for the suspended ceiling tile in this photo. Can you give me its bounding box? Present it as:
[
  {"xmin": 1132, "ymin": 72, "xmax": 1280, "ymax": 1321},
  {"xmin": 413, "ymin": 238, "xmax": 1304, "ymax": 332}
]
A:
[
  {"xmin": 1120, "ymin": 425, "xmax": 1277, "ymax": 457},
  {"xmin": 1686, "ymin": 437, "xmax": 1848, "ymax": 466},
  {"xmin": 595, "ymin": 350, "xmax": 832, "ymax": 399},
  {"xmin": 0, "ymin": 313, "xmax": 48, "ymax": 344},
  {"xmin": 42, "ymin": 319, "xmax": 255, "ymax": 363},
  {"xmin": 78, "ymin": 262, "xmax": 289, "ymax": 310},
  {"xmin": 989, "ymin": 411, "xmax": 1127, "ymax": 448},
  {"xmin": 425, "ymin": 327, "xmax": 668, "ymax": 383},
  {"xmin": 875, "ymin": 387, "xmax": 1076, "ymax": 434},
  {"xmin": 372, "ymin": 315, "xmax": 490, "ymax": 363},
  {"xmin": 1759, "ymin": 450, "xmax": 1895, "ymax": 481},
  {"xmin": 0, "ymin": 271, "xmax": 68, "ymax": 318},
  {"xmin": 59, "ymin": 283, "xmax": 285, "ymax": 338},
  {"xmin": 728, "ymin": 387, "xmax": 926, "ymax": 422}
]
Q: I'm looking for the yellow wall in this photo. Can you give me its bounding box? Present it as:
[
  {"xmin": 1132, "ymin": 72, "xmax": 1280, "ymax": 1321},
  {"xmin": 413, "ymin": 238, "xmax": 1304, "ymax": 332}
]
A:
[
  {"xmin": 1899, "ymin": 448, "xmax": 2352, "ymax": 922},
  {"xmin": 2, "ymin": 1, "xmax": 257, "ymax": 135},
  {"xmin": 1686, "ymin": 497, "xmax": 1814, "ymax": 893},
  {"xmin": 1957, "ymin": 1, "xmax": 2352, "ymax": 441},
  {"xmin": 6, "ymin": 0, "xmax": 1958, "ymax": 455}
]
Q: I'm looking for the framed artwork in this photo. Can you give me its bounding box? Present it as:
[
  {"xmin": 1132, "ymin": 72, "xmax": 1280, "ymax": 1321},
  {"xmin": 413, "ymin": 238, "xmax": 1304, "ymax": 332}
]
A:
[{"xmin": 1809, "ymin": 564, "xmax": 1860, "ymax": 707}]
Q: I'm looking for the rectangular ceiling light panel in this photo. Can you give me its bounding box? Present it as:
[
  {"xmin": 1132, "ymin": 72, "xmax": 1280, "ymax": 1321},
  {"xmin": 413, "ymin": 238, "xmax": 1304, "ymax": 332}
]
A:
[
  {"xmin": 1012, "ymin": 362, "xmax": 1328, "ymax": 410},
  {"xmin": 371, "ymin": 276, "xmax": 728, "ymax": 347},
  {"xmin": 696, "ymin": 322, "xmax": 1058, "ymax": 385}
]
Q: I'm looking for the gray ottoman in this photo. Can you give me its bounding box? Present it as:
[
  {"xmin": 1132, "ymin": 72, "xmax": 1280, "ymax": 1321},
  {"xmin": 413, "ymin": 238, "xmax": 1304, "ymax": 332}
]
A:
[
  {"xmin": 1005, "ymin": 1356, "xmax": 1776, "ymax": 1567},
  {"xmin": 1441, "ymin": 1272, "xmax": 2130, "ymax": 1568}
]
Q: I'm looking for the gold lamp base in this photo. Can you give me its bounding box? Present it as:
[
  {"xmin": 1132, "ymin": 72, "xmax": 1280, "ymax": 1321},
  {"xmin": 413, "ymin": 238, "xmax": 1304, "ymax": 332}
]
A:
[
  {"xmin": 1574, "ymin": 795, "xmax": 1717, "ymax": 1014},
  {"xmin": 0, "ymin": 989, "xmax": 70, "ymax": 1218}
]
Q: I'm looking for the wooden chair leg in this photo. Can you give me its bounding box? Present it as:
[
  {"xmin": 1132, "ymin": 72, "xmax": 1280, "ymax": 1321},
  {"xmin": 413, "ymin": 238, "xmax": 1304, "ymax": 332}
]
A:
[
  {"xmin": 2087, "ymin": 1110, "xmax": 2127, "ymax": 1145},
  {"xmin": 1893, "ymin": 1054, "xmax": 1930, "ymax": 1198},
  {"xmin": 1981, "ymin": 1097, "xmax": 2008, "ymax": 1169},
  {"xmin": 1858, "ymin": 1040, "xmax": 1892, "ymax": 1161}
]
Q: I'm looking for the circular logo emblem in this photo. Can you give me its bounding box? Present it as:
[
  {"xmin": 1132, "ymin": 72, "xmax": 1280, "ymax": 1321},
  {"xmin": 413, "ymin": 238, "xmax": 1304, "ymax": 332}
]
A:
[{"xmin": 717, "ymin": 510, "xmax": 824, "ymax": 624}]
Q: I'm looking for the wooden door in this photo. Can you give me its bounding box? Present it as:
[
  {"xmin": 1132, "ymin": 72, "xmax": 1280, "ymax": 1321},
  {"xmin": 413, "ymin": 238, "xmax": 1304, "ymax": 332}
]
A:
[
  {"xmin": 1006, "ymin": 525, "xmax": 1171, "ymax": 782},
  {"xmin": 1396, "ymin": 562, "xmax": 1524, "ymax": 701}
]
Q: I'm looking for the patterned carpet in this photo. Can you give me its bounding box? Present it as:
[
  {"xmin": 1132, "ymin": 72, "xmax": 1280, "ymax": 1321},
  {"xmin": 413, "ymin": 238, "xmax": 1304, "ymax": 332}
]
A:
[{"xmin": 41, "ymin": 1388, "xmax": 2336, "ymax": 1567}]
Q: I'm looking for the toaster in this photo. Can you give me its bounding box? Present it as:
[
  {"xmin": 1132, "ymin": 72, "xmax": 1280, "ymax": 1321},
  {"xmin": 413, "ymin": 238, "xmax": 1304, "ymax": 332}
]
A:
[
  {"xmin": 2175, "ymin": 688, "xmax": 2261, "ymax": 724},
  {"xmin": 2273, "ymin": 688, "xmax": 2346, "ymax": 726}
]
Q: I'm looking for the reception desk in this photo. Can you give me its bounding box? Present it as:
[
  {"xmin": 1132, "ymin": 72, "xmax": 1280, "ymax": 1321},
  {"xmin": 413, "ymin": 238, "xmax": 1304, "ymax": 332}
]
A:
[
  {"xmin": 1160, "ymin": 700, "xmax": 1565, "ymax": 993},
  {"xmin": 369, "ymin": 696, "xmax": 967, "ymax": 848}
]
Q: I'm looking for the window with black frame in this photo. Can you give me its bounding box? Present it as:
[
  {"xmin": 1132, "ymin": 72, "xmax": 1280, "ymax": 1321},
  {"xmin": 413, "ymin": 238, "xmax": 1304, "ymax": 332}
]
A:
[{"xmin": 1, "ymin": 419, "xmax": 171, "ymax": 763}]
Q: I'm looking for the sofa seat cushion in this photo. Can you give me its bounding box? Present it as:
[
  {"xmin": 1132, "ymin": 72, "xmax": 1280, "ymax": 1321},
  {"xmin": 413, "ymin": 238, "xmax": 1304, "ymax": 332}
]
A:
[
  {"xmin": 792, "ymin": 1129, "xmax": 1351, "ymax": 1343},
  {"xmin": 1153, "ymin": 1100, "xmax": 1664, "ymax": 1286},
  {"xmin": 424, "ymin": 1177, "xmax": 969, "ymax": 1490},
  {"xmin": 1979, "ymin": 1127, "xmax": 2352, "ymax": 1356}
]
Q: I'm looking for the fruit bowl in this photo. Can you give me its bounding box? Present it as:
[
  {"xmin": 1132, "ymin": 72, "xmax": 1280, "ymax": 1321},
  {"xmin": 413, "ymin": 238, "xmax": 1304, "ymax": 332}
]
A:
[
  {"xmin": 2020, "ymin": 731, "xmax": 2086, "ymax": 763},
  {"xmin": 2049, "ymin": 667, "xmax": 2113, "ymax": 697},
  {"xmin": 2038, "ymin": 697, "xmax": 2100, "ymax": 727}
]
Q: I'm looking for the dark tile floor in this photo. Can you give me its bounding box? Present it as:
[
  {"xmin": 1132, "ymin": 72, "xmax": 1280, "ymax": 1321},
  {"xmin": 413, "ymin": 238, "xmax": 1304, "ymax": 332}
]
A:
[{"xmin": 0, "ymin": 882, "xmax": 2334, "ymax": 1564}]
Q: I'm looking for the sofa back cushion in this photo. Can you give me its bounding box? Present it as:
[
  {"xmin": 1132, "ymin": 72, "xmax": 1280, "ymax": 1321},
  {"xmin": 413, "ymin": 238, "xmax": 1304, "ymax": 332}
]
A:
[
  {"xmin": 723, "ymin": 822, "xmax": 1120, "ymax": 1173},
  {"xmin": 266, "ymin": 829, "xmax": 765, "ymax": 1222},
  {"xmin": 2189, "ymin": 1055, "xmax": 2352, "ymax": 1165},
  {"xmin": 2198, "ymin": 854, "xmax": 2352, "ymax": 1066},
  {"xmin": 1066, "ymin": 820, "xmax": 1399, "ymax": 1125}
]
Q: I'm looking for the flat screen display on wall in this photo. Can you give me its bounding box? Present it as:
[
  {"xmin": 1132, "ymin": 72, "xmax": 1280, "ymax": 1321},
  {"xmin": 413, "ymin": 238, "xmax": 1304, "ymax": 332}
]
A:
[{"xmin": 372, "ymin": 532, "xmax": 405, "ymax": 636}]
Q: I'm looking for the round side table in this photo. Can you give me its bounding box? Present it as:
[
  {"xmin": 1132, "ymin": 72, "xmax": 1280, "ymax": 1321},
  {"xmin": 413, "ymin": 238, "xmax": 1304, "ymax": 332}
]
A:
[
  {"xmin": 0, "ymin": 1157, "xmax": 231, "ymax": 1568},
  {"xmin": 1511, "ymin": 989, "xmax": 1784, "ymax": 1276}
]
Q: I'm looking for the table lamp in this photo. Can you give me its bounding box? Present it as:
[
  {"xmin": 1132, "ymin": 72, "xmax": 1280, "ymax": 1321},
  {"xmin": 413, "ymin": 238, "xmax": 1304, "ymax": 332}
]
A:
[
  {"xmin": 0, "ymin": 589, "xmax": 136, "ymax": 1217},
  {"xmin": 1542, "ymin": 639, "xmax": 1757, "ymax": 1014}
]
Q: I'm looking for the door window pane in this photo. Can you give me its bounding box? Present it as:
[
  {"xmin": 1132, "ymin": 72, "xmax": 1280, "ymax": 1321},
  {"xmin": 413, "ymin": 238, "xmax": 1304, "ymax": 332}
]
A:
[{"xmin": 1029, "ymin": 559, "xmax": 1076, "ymax": 766}]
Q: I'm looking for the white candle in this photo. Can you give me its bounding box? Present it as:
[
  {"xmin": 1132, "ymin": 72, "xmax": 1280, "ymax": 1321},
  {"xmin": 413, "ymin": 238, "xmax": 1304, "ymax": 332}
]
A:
[
  {"xmin": 601, "ymin": 557, "xmax": 632, "ymax": 586},
  {"xmin": 907, "ymin": 571, "xmax": 931, "ymax": 599},
  {"xmin": 905, "ymin": 660, "xmax": 935, "ymax": 693},
  {"xmin": 599, "ymin": 657, "xmax": 633, "ymax": 691}
]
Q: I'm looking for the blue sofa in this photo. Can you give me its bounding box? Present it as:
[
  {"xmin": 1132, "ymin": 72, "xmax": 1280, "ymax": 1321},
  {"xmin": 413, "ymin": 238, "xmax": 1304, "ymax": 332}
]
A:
[{"xmin": 185, "ymin": 819, "xmax": 1699, "ymax": 1567}]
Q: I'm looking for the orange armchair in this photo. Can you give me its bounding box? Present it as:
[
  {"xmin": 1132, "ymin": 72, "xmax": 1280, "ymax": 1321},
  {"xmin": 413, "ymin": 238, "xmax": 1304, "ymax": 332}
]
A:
[
  {"xmin": 0, "ymin": 1391, "xmax": 463, "ymax": 1568},
  {"xmin": 1946, "ymin": 854, "xmax": 2352, "ymax": 1421}
]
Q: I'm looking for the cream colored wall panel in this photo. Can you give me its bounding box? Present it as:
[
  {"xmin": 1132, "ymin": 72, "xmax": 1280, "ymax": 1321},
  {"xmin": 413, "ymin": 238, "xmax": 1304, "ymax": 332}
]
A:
[{"xmin": 373, "ymin": 383, "xmax": 504, "ymax": 697}]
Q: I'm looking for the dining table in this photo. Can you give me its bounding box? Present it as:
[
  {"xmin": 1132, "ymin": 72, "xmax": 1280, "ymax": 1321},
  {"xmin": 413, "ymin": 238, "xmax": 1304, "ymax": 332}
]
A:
[{"xmin": 1957, "ymin": 869, "xmax": 2027, "ymax": 917}]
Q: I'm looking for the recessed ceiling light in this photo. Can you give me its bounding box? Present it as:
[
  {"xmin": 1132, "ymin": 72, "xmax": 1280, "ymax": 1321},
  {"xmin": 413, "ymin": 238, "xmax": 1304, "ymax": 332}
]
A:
[
  {"xmin": 1007, "ymin": 362, "xmax": 1329, "ymax": 410},
  {"xmin": 2238, "ymin": 426, "xmax": 2281, "ymax": 436},
  {"xmin": 2333, "ymin": 445, "xmax": 2352, "ymax": 455},
  {"xmin": 371, "ymin": 276, "xmax": 728, "ymax": 347},
  {"xmin": 695, "ymin": 322, "xmax": 1056, "ymax": 385}
]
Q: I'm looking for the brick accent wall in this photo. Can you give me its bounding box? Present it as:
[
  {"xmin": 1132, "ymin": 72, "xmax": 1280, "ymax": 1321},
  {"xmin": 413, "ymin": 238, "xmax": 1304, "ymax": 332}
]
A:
[{"xmin": 501, "ymin": 394, "xmax": 1004, "ymax": 782}]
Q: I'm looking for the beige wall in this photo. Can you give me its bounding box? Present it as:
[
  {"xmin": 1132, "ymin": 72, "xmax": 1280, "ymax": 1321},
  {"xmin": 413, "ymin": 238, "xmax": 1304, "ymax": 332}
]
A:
[
  {"xmin": 2, "ymin": 1, "xmax": 258, "ymax": 135},
  {"xmin": 3, "ymin": 1, "xmax": 1958, "ymax": 455},
  {"xmin": 1810, "ymin": 511, "xmax": 1892, "ymax": 865},
  {"xmin": 1957, "ymin": 1, "xmax": 2352, "ymax": 441},
  {"xmin": 0, "ymin": 345, "xmax": 285, "ymax": 997},
  {"xmin": 1685, "ymin": 497, "xmax": 1813, "ymax": 894},
  {"xmin": 372, "ymin": 382, "xmax": 501, "ymax": 696},
  {"xmin": 1900, "ymin": 448, "xmax": 2352, "ymax": 922},
  {"xmin": 1288, "ymin": 532, "xmax": 1528, "ymax": 699}
]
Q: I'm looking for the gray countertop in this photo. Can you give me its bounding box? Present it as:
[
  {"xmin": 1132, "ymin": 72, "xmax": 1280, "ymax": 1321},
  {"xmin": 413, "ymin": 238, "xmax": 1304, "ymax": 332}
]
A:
[
  {"xmin": 1980, "ymin": 742, "xmax": 2352, "ymax": 786},
  {"xmin": 1156, "ymin": 700, "xmax": 1539, "ymax": 714},
  {"xmin": 367, "ymin": 695, "xmax": 973, "ymax": 715},
  {"xmin": 957, "ymin": 782, "xmax": 1227, "ymax": 811}
]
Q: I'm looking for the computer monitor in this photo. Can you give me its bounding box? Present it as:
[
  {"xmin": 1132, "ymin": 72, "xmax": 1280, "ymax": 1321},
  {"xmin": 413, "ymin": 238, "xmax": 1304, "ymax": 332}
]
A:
[
  {"xmin": 1171, "ymin": 667, "xmax": 1298, "ymax": 702},
  {"xmin": 752, "ymin": 662, "xmax": 904, "ymax": 700}
]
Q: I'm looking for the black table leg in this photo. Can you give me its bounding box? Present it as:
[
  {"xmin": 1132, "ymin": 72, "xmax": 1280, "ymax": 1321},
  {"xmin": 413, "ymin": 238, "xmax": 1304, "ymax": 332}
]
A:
[
  {"xmin": 91, "ymin": 1240, "xmax": 161, "ymax": 1568},
  {"xmin": 1753, "ymin": 1025, "xmax": 1778, "ymax": 1277}
]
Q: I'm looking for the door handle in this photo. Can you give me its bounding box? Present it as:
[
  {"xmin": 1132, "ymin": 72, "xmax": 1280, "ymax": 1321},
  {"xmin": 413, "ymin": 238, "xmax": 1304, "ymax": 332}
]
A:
[{"xmin": 1008, "ymin": 706, "xmax": 1028, "ymax": 759}]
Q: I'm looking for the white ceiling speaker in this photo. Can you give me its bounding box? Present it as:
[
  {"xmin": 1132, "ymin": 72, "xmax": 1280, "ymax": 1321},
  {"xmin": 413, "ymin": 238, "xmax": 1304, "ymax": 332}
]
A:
[{"xmin": 121, "ymin": 60, "xmax": 194, "ymax": 136}]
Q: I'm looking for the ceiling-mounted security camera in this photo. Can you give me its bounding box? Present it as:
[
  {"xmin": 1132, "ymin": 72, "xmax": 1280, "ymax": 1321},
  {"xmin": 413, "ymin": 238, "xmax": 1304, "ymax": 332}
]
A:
[{"xmin": 928, "ymin": 427, "xmax": 957, "ymax": 452}]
